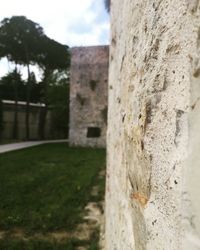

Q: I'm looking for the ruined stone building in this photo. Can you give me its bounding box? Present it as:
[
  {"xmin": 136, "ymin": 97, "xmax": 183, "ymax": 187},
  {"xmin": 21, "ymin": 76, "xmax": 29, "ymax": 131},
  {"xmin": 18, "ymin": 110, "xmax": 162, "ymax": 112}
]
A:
[
  {"xmin": 69, "ymin": 45, "xmax": 109, "ymax": 147},
  {"xmin": 106, "ymin": 1, "xmax": 200, "ymax": 249}
]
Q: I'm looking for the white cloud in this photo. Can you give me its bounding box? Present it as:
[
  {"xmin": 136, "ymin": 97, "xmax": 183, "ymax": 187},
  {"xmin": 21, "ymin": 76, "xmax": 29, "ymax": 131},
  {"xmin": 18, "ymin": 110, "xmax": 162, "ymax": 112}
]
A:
[
  {"xmin": 0, "ymin": 0, "xmax": 109, "ymax": 46},
  {"xmin": 0, "ymin": 0, "xmax": 110, "ymax": 78}
]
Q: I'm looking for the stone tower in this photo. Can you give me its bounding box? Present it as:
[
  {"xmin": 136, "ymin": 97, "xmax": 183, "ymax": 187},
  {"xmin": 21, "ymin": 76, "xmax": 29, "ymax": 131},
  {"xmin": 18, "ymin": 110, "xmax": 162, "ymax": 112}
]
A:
[{"xmin": 69, "ymin": 45, "xmax": 109, "ymax": 147}]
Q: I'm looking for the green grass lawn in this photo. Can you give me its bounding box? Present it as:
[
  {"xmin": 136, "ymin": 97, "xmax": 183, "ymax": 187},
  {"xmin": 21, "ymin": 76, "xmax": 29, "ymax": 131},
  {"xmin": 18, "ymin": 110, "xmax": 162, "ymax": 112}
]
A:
[{"xmin": 0, "ymin": 143, "xmax": 106, "ymax": 249}]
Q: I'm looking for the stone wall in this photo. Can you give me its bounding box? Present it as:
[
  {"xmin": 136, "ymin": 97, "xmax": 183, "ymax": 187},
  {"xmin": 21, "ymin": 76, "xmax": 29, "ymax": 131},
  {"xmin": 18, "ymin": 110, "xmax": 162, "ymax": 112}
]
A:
[
  {"xmin": 106, "ymin": 1, "xmax": 200, "ymax": 249},
  {"xmin": 69, "ymin": 46, "xmax": 109, "ymax": 147},
  {"xmin": 1, "ymin": 100, "xmax": 52, "ymax": 140}
]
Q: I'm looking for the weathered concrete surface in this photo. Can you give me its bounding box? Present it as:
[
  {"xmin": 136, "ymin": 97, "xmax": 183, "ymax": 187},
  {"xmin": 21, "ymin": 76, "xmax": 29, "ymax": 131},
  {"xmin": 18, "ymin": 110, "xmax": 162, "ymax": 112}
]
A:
[
  {"xmin": 106, "ymin": 0, "xmax": 200, "ymax": 249},
  {"xmin": 69, "ymin": 46, "xmax": 109, "ymax": 148},
  {"xmin": 0, "ymin": 139, "xmax": 68, "ymax": 154}
]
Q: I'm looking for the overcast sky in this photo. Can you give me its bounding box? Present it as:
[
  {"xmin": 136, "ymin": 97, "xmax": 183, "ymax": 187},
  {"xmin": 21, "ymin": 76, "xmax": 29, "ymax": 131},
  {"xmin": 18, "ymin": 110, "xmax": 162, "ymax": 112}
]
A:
[{"xmin": 0, "ymin": 0, "xmax": 110, "ymax": 78}]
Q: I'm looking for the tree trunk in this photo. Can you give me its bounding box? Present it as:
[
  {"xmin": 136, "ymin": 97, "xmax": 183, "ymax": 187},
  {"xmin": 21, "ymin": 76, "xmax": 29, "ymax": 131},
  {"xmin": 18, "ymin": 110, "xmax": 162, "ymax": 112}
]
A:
[
  {"xmin": 13, "ymin": 98, "xmax": 18, "ymax": 140},
  {"xmin": 12, "ymin": 68, "xmax": 19, "ymax": 140},
  {"xmin": 38, "ymin": 68, "xmax": 51, "ymax": 140},
  {"xmin": 25, "ymin": 63, "xmax": 31, "ymax": 140},
  {"xmin": 38, "ymin": 105, "xmax": 47, "ymax": 140},
  {"xmin": 0, "ymin": 99, "xmax": 3, "ymax": 141}
]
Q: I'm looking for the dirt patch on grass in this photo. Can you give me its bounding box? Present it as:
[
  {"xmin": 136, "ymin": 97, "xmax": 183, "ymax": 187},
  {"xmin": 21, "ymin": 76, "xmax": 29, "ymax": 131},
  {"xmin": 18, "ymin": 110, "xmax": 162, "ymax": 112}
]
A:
[
  {"xmin": 0, "ymin": 168, "xmax": 105, "ymax": 249},
  {"xmin": 0, "ymin": 201, "xmax": 103, "ymax": 241}
]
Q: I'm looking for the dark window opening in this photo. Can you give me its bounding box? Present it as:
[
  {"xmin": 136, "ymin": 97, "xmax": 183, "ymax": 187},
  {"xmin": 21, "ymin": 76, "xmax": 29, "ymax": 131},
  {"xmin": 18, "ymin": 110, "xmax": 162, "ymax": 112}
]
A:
[
  {"xmin": 87, "ymin": 127, "xmax": 101, "ymax": 138},
  {"xmin": 89, "ymin": 80, "xmax": 97, "ymax": 91},
  {"xmin": 76, "ymin": 93, "xmax": 85, "ymax": 106}
]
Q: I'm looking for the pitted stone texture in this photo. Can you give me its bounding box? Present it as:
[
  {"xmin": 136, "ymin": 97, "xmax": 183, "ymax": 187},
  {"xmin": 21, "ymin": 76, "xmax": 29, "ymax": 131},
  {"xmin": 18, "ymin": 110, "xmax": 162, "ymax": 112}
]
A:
[
  {"xmin": 69, "ymin": 46, "xmax": 109, "ymax": 148},
  {"xmin": 106, "ymin": 0, "xmax": 200, "ymax": 249}
]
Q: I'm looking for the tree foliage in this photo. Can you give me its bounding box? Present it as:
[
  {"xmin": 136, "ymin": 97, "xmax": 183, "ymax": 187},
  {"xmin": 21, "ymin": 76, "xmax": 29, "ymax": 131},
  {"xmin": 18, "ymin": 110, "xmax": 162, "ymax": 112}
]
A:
[
  {"xmin": 0, "ymin": 16, "xmax": 44, "ymax": 65},
  {"xmin": 0, "ymin": 71, "xmax": 23, "ymax": 100},
  {"xmin": 0, "ymin": 71, "xmax": 41, "ymax": 102},
  {"xmin": 0, "ymin": 15, "xmax": 70, "ymax": 71},
  {"xmin": 104, "ymin": 0, "xmax": 110, "ymax": 12},
  {"xmin": 47, "ymin": 71, "xmax": 70, "ymax": 138},
  {"xmin": 0, "ymin": 16, "xmax": 46, "ymax": 139},
  {"xmin": 38, "ymin": 36, "xmax": 70, "ymax": 71},
  {"xmin": 0, "ymin": 15, "xmax": 70, "ymax": 140}
]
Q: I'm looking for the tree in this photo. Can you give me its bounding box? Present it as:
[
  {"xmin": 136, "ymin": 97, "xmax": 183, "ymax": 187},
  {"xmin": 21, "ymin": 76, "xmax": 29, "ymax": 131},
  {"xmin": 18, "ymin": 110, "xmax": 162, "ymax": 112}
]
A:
[
  {"xmin": 0, "ymin": 99, "xmax": 3, "ymax": 141},
  {"xmin": 0, "ymin": 16, "xmax": 70, "ymax": 140},
  {"xmin": 0, "ymin": 16, "xmax": 45, "ymax": 139},
  {"xmin": 37, "ymin": 37, "xmax": 70, "ymax": 139},
  {"xmin": 104, "ymin": 0, "xmax": 110, "ymax": 12},
  {"xmin": 0, "ymin": 70, "xmax": 21, "ymax": 100},
  {"xmin": 46, "ymin": 70, "xmax": 70, "ymax": 138},
  {"xmin": 0, "ymin": 70, "xmax": 24, "ymax": 139},
  {"xmin": 0, "ymin": 71, "xmax": 39, "ymax": 103},
  {"xmin": 28, "ymin": 72, "xmax": 41, "ymax": 103}
]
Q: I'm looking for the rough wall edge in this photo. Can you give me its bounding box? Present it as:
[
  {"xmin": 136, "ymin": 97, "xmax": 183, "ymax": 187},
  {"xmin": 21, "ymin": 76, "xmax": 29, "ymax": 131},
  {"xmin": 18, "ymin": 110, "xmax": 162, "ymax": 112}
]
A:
[{"xmin": 106, "ymin": 0, "xmax": 200, "ymax": 249}]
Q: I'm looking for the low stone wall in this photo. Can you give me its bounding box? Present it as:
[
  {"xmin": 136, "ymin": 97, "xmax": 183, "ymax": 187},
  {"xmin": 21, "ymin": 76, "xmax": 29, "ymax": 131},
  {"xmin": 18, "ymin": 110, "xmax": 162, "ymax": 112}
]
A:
[
  {"xmin": 1, "ymin": 100, "xmax": 51, "ymax": 140},
  {"xmin": 69, "ymin": 45, "xmax": 109, "ymax": 148}
]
